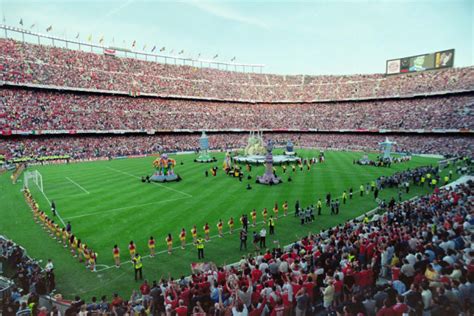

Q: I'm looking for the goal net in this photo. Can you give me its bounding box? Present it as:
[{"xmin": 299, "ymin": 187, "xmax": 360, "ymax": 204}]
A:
[{"xmin": 24, "ymin": 170, "xmax": 44, "ymax": 193}]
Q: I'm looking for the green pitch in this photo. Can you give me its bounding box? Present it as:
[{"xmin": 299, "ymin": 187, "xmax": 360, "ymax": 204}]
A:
[{"xmin": 0, "ymin": 149, "xmax": 450, "ymax": 298}]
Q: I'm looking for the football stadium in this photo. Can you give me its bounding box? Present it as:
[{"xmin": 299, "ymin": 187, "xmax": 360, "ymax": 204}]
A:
[{"xmin": 0, "ymin": 1, "xmax": 473, "ymax": 315}]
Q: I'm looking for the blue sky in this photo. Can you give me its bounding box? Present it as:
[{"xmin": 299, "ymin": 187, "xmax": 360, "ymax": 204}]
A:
[{"xmin": 1, "ymin": 0, "xmax": 472, "ymax": 75}]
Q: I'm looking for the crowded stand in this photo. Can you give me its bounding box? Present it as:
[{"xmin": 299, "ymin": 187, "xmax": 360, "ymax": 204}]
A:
[
  {"xmin": 1, "ymin": 39, "xmax": 474, "ymax": 102},
  {"xmin": 3, "ymin": 171, "xmax": 473, "ymax": 315},
  {"xmin": 2, "ymin": 134, "xmax": 473, "ymax": 162},
  {"xmin": 0, "ymin": 236, "xmax": 56, "ymax": 315},
  {"xmin": 1, "ymin": 88, "xmax": 473, "ymax": 132}
]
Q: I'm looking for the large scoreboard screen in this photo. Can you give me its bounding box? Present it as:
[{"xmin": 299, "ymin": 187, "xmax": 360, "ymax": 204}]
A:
[{"xmin": 386, "ymin": 49, "xmax": 454, "ymax": 75}]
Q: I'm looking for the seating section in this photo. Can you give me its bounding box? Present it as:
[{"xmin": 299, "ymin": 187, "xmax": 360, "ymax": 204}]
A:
[
  {"xmin": 2, "ymin": 134, "xmax": 473, "ymax": 160},
  {"xmin": 1, "ymin": 38, "xmax": 474, "ymax": 102},
  {"xmin": 1, "ymin": 88, "xmax": 473, "ymax": 132}
]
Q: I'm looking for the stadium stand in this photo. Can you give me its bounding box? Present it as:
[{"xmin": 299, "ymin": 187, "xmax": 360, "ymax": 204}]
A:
[
  {"xmin": 1, "ymin": 88, "xmax": 473, "ymax": 132},
  {"xmin": 1, "ymin": 38, "xmax": 474, "ymax": 102},
  {"xmin": 2, "ymin": 134, "xmax": 474, "ymax": 162}
]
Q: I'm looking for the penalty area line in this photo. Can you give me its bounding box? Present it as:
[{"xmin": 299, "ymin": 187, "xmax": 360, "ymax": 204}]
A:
[{"xmin": 65, "ymin": 177, "xmax": 90, "ymax": 194}]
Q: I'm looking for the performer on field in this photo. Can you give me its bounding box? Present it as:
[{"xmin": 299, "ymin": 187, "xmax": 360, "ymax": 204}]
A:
[
  {"xmin": 203, "ymin": 223, "xmax": 210, "ymax": 241},
  {"xmin": 148, "ymin": 236, "xmax": 156, "ymax": 257},
  {"xmin": 191, "ymin": 225, "xmax": 198, "ymax": 244},
  {"xmin": 217, "ymin": 219, "xmax": 224, "ymax": 237},
  {"xmin": 128, "ymin": 240, "xmax": 136, "ymax": 259},
  {"xmin": 342, "ymin": 191, "xmax": 347, "ymax": 204},
  {"xmin": 228, "ymin": 217, "xmax": 235, "ymax": 234},
  {"xmin": 273, "ymin": 202, "xmax": 279, "ymax": 219},
  {"xmin": 166, "ymin": 234, "xmax": 173, "ymax": 255},
  {"xmin": 262, "ymin": 207, "xmax": 268, "ymax": 223},
  {"xmin": 113, "ymin": 245, "xmax": 120, "ymax": 267},
  {"xmin": 89, "ymin": 251, "xmax": 97, "ymax": 272},
  {"xmin": 283, "ymin": 200, "xmax": 288, "ymax": 216},
  {"xmin": 251, "ymin": 209, "xmax": 257, "ymax": 227},
  {"xmin": 180, "ymin": 228, "xmax": 186, "ymax": 249}
]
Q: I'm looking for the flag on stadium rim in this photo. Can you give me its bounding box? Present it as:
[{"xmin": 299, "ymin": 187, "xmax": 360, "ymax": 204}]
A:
[
  {"xmin": 19, "ymin": 18, "xmax": 23, "ymax": 26},
  {"xmin": 231, "ymin": 56, "xmax": 236, "ymax": 61},
  {"xmin": 30, "ymin": 23, "xmax": 35, "ymax": 29},
  {"xmin": 99, "ymin": 36, "xmax": 104, "ymax": 44},
  {"xmin": 87, "ymin": 34, "xmax": 92, "ymax": 42},
  {"xmin": 142, "ymin": 44, "xmax": 147, "ymax": 50},
  {"xmin": 75, "ymin": 32, "xmax": 80, "ymax": 39},
  {"xmin": 151, "ymin": 46, "xmax": 156, "ymax": 52},
  {"xmin": 132, "ymin": 40, "xmax": 136, "ymax": 48},
  {"xmin": 160, "ymin": 46, "xmax": 165, "ymax": 52},
  {"xmin": 178, "ymin": 49, "xmax": 184, "ymax": 54},
  {"xmin": 46, "ymin": 25, "xmax": 52, "ymax": 32},
  {"xmin": 213, "ymin": 54, "xmax": 218, "ymax": 59}
]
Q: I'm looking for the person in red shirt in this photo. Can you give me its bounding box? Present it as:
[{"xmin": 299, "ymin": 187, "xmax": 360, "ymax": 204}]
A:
[
  {"xmin": 139, "ymin": 279, "xmax": 151, "ymax": 298},
  {"xmin": 392, "ymin": 295, "xmax": 409, "ymax": 316},
  {"xmin": 333, "ymin": 275, "xmax": 343, "ymax": 306},
  {"xmin": 174, "ymin": 299, "xmax": 188, "ymax": 316}
]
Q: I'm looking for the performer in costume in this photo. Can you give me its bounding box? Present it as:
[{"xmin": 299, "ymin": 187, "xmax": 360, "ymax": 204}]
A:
[
  {"xmin": 148, "ymin": 236, "xmax": 156, "ymax": 257},
  {"xmin": 61, "ymin": 228, "xmax": 68, "ymax": 247},
  {"xmin": 283, "ymin": 201, "xmax": 288, "ymax": 217},
  {"xmin": 217, "ymin": 219, "xmax": 223, "ymax": 237},
  {"xmin": 203, "ymin": 223, "xmax": 210, "ymax": 241},
  {"xmin": 273, "ymin": 202, "xmax": 279, "ymax": 219},
  {"xmin": 228, "ymin": 217, "xmax": 234, "ymax": 234},
  {"xmin": 77, "ymin": 239, "xmax": 83, "ymax": 262},
  {"xmin": 180, "ymin": 228, "xmax": 186, "ymax": 249},
  {"xmin": 83, "ymin": 245, "xmax": 90, "ymax": 267},
  {"xmin": 166, "ymin": 234, "xmax": 173, "ymax": 255},
  {"xmin": 70, "ymin": 235, "xmax": 78, "ymax": 257},
  {"xmin": 191, "ymin": 225, "xmax": 198, "ymax": 244},
  {"xmin": 113, "ymin": 245, "xmax": 120, "ymax": 267},
  {"xmin": 89, "ymin": 252, "xmax": 97, "ymax": 272},
  {"xmin": 128, "ymin": 240, "xmax": 136, "ymax": 259},
  {"xmin": 262, "ymin": 207, "xmax": 268, "ymax": 223},
  {"xmin": 251, "ymin": 209, "xmax": 257, "ymax": 227}
]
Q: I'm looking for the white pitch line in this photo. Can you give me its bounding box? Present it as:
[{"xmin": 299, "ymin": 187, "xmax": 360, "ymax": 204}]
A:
[
  {"xmin": 106, "ymin": 166, "xmax": 192, "ymax": 198},
  {"xmin": 36, "ymin": 187, "xmax": 67, "ymax": 228},
  {"xmin": 64, "ymin": 196, "xmax": 192, "ymax": 220},
  {"xmin": 65, "ymin": 177, "xmax": 90, "ymax": 194}
]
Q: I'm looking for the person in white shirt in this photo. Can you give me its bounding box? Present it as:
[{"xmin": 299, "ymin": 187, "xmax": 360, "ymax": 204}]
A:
[
  {"xmin": 421, "ymin": 282, "xmax": 433, "ymax": 316},
  {"xmin": 45, "ymin": 259, "xmax": 54, "ymax": 272}
]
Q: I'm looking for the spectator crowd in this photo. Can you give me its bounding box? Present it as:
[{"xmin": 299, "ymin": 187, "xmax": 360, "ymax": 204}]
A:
[
  {"xmin": 1, "ymin": 88, "xmax": 473, "ymax": 132},
  {"xmin": 1, "ymin": 236, "xmax": 57, "ymax": 315},
  {"xmin": 2, "ymin": 133, "xmax": 472, "ymax": 162},
  {"xmin": 1, "ymin": 38, "xmax": 474, "ymax": 102}
]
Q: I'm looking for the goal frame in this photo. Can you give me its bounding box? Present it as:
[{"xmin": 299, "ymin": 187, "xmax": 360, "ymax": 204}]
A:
[{"xmin": 24, "ymin": 170, "xmax": 44, "ymax": 193}]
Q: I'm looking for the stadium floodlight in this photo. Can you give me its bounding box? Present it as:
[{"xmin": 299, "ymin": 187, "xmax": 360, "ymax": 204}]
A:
[{"xmin": 24, "ymin": 170, "xmax": 44, "ymax": 194}]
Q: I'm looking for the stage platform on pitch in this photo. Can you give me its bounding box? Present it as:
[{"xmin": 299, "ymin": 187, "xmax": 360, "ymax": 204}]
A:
[{"xmin": 233, "ymin": 155, "xmax": 300, "ymax": 165}]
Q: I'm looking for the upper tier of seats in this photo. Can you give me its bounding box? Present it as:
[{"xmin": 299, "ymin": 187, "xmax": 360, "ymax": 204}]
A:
[{"xmin": 1, "ymin": 38, "xmax": 473, "ymax": 102}]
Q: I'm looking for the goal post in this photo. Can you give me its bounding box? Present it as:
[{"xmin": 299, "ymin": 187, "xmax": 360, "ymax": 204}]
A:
[{"xmin": 24, "ymin": 170, "xmax": 43, "ymax": 193}]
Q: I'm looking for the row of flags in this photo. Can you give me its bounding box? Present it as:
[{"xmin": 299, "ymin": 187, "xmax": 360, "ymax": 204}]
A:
[{"xmin": 16, "ymin": 18, "xmax": 236, "ymax": 61}]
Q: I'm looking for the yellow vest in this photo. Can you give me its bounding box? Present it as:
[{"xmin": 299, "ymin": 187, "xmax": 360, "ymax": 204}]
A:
[
  {"xmin": 196, "ymin": 239, "xmax": 205, "ymax": 249},
  {"xmin": 133, "ymin": 256, "xmax": 142, "ymax": 269}
]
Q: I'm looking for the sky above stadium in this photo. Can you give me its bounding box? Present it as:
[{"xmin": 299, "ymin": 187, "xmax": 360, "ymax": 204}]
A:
[{"xmin": 1, "ymin": 0, "xmax": 472, "ymax": 75}]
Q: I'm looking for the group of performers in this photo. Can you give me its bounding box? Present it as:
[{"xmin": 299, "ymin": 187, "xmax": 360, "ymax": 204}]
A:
[
  {"xmin": 23, "ymin": 188, "xmax": 98, "ymax": 271},
  {"xmin": 110, "ymin": 201, "xmax": 289, "ymax": 266}
]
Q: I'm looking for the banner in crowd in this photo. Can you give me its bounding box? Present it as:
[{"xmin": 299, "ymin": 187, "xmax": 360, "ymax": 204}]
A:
[{"xmin": 103, "ymin": 48, "xmax": 117, "ymax": 56}]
